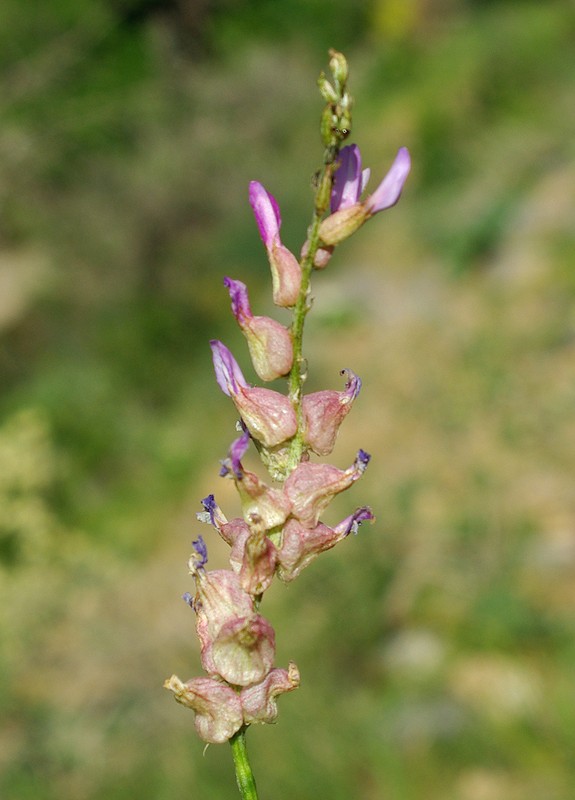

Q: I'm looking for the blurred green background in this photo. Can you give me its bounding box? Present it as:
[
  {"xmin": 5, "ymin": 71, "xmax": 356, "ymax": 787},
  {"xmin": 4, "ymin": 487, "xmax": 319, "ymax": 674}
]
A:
[{"xmin": 1, "ymin": 1, "xmax": 574, "ymax": 798}]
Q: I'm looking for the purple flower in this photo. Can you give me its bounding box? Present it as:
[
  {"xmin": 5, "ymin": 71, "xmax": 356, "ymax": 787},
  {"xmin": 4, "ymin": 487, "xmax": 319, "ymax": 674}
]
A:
[
  {"xmin": 223, "ymin": 278, "xmax": 294, "ymax": 381},
  {"xmin": 364, "ymin": 147, "xmax": 411, "ymax": 214},
  {"xmin": 319, "ymin": 146, "xmax": 411, "ymax": 246},
  {"xmin": 190, "ymin": 535, "xmax": 208, "ymax": 571},
  {"xmin": 219, "ymin": 424, "xmax": 251, "ymax": 479},
  {"xmin": 331, "ymin": 144, "xmax": 370, "ymax": 212},
  {"xmin": 249, "ymin": 182, "xmax": 302, "ymax": 307},
  {"xmin": 210, "ymin": 340, "xmax": 297, "ymax": 447}
]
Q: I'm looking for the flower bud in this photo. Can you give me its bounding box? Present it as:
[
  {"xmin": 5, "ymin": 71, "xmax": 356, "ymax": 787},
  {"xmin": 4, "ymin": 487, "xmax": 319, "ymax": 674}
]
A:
[
  {"xmin": 240, "ymin": 662, "xmax": 300, "ymax": 724},
  {"xmin": 210, "ymin": 341, "xmax": 297, "ymax": 447},
  {"xmin": 163, "ymin": 674, "xmax": 243, "ymax": 744},
  {"xmin": 317, "ymin": 72, "xmax": 338, "ymax": 104},
  {"xmin": 319, "ymin": 145, "xmax": 411, "ymax": 246},
  {"xmin": 300, "ymin": 237, "xmax": 334, "ymax": 270},
  {"xmin": 284, "ymin": 450, "xmax": 371, "ymax": 528},
  {"xmin": 224, "ymin": 277, "xmax": 293, "ymax": 381},
  {"xmin": 329, "ymin": 49, "xmax": 348, "ymax": 88},
  {"xmin": 302, "ymin": 368, "xmax": 361, "ymax": 456}
]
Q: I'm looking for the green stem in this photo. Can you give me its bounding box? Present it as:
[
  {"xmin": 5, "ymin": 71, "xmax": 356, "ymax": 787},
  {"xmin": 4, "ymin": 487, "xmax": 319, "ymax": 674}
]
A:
[
  {"xmin": 230, "ymin": 726, "xmax": 259, "ymax": 800},
  {"xmin": 286, "ymin": 156, "xmax": 342, "ymax": 472}
]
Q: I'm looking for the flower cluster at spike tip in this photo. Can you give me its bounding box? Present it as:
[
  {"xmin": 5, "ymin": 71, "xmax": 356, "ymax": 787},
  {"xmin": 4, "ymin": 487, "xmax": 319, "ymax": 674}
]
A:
[{"xmin": 164, "ymin": 52, "xmax": 409, "ymax": 746}]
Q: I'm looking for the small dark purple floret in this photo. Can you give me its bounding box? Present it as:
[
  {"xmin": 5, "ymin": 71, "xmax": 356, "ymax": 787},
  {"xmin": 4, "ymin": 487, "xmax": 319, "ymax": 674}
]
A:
[
  {"xmin": 346, "ymin": 506, "xmax": 375, "ymax": 536},
  {"xmin": 191, "ymin": 535, "xmax": 208, "ymax": 568},
  {"xmin": 201, "ymin": 494, "xmax": 217, "ymax": 527},
  {"xmin": 357, "ymin": 449, "xmax": 371, "ymax": 470},
  {"xmin": 182, "ymin": 591, "xmax": 195, "ymax": 609}
]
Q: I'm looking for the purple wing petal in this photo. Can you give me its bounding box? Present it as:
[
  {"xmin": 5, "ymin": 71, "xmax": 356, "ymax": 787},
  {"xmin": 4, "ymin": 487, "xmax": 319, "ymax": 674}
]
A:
[
  {"xmin": 249, "ymin": 181, "xmax": 281, "ymax": 248},
  {"xmin": 331, "ymin": 145, "xmax": 363, "ymax": 212},
  {"xmin": 210, "ymin": 340, "xmax": 249, "ymax": 396},
  {"xmin": 364, "ymin": 147, "xmax": 411, "ymax": 214}
]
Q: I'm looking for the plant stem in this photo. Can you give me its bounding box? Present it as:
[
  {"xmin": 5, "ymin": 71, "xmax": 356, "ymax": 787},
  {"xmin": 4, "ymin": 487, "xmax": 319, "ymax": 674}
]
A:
[
  {"xmin": 230, "ymin": 726, "xmax": 259, "ymax": 800},
  {"xmin": 286, "ymin": 156, "xmax": 342, "ymax": 472}
]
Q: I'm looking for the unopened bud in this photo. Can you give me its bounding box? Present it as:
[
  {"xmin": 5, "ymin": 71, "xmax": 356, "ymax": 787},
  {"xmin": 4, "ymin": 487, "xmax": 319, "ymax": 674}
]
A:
[
  {"xmin": 318, "ymin": 73, "xmax": 338, "ymax": 104},
  {"xmin": 329, "ymin": 49, "xmax": 348, "ymax": 88},
  {"xmin": 320, "ymin": 106, "xmax": 337, "ymax": 148}
]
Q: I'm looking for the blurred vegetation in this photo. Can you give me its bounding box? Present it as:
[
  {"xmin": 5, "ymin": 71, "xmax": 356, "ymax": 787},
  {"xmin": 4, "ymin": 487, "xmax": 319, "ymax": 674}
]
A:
[{"xmin": 1, "ymin": 0, "xmax": 575, "ymax": 798}]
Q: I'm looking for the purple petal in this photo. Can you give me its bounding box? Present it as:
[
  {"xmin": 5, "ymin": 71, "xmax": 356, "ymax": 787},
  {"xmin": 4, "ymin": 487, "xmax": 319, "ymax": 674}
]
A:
[
  {"xmin": 364, "ymin": 147, "xmax": 411, "ymax": 215},
  {"xmin": 337, "ymin": 506, "xmax": 375, "ymax": 537},
  {"xmin": 219, "ymin": 426, "xmax": 250, "ymax": 480},
  {"xmin": 191, "ymin": 535, "xmax": 208, "ymax": 569},
  {"xmin": 356, "ymin": 449, "xmax": 371, "ymax": 473},
  {"xmin": 210, "ymin": 340, "xmax": 249, "ymax": 397},
  {"xmin": 331, "ymin": 145, "xmax": 363, "ymax": 212},
  {"xmin": 249, "ymin": 181, "xmax": 281, "ymax": 249},
  {"xmin": 360, "ymin": 167, "xmax": 371, "ymax": 194},
  {"xmin": 199, "ymin": 494, "xmax": 218, "ymax": 527},
  {"xmin": 340, "ymin": 368, "xmax": 362, "ymax": 401},
  {"xmin": 224, "ymin": 277, "xmax": 252, "ymax": 325}
]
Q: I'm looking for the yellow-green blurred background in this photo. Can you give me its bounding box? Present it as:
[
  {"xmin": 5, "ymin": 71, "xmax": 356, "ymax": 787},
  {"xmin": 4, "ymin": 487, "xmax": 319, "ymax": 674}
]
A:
[{"xmin": 1, "ymin": 1, "xmax": 574, "ymax": 798}]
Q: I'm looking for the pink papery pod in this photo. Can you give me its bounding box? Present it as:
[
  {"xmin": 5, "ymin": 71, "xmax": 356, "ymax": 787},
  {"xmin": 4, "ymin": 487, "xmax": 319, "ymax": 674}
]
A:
[
  {"xmin": 284, "ymin": 449, "xmax": 371, "ymax": 529},
  {"xmin": 191, "ymin": 568, "xmax": 275, "ymax": 685},
  {"xmin": 234, "ymin": 467, "xmax": 293, "ymax": 531},
  {"xmin": 249, "ymin": 181, "xmax": 302, "ymax": 307},
  {"xmin": 240, "ymin": 662, "xmax": 300, "ymax": 725},
  {"xmin": 224, "ymin": 277, "xmax": 294, "ymax": 381},
  {"xmin": 210, "ymin": 340, "xmax": 297, "ymax": 447},
  {"xmin": 211, "ymin": 613, "xmax": 276, "ymax": 687},
  {"xmin": 319, "ymin": 146, "xmax": 411, "ymax": 247},
  {"xmin": 237, "ymin": 526, "xmax": 278, "ymax": 596},
  {"xmin": 277, "ymin": 507, "xmax": 375, "ymax": 583},
  {"xmin": 163, "ymin": 674, "xmax": 243, "ymax": 744},
  {"xmin": 302, "ymin": 368, "xmax": 362, "ymax": 456},
  {"xmin": 197, "ymin": 495, "xmax": 275, "ymax": 593}
]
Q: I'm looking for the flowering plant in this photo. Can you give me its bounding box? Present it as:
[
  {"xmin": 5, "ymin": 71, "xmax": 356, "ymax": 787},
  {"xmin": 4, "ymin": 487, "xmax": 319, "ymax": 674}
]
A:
[{"xmin": 164, "ymin": 50, "xmax": 410, "ymax": 799}]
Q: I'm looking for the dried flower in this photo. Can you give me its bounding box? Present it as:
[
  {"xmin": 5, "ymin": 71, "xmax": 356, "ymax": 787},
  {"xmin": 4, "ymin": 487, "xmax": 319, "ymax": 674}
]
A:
[
  {"xmin": 163, "ymin": 675, "xmax": 243, "ymax": 744},
  {"xmin": 284, "ymin": 449, "xmax": 371, "ymax": 528},
  {"xmin": 302, "ymin": 368, "xmax": 362, "ymax": 456}
]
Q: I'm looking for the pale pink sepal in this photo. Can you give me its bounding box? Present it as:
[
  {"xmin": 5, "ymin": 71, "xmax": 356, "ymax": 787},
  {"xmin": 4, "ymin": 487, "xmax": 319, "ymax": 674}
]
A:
[
  {"xmin": 163, "ymin": 674, "xmax": 243, "ymax": 744},
  {"xmin": 240, "ymin": 662, "xmax": 300, "ymax": 724}
]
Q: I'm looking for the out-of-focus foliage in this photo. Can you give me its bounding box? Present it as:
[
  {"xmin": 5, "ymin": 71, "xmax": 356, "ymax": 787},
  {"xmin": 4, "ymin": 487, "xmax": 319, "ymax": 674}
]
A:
[{"xmin": 1, "ymin": 0, "xmax": 575, "ymax": 798}]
